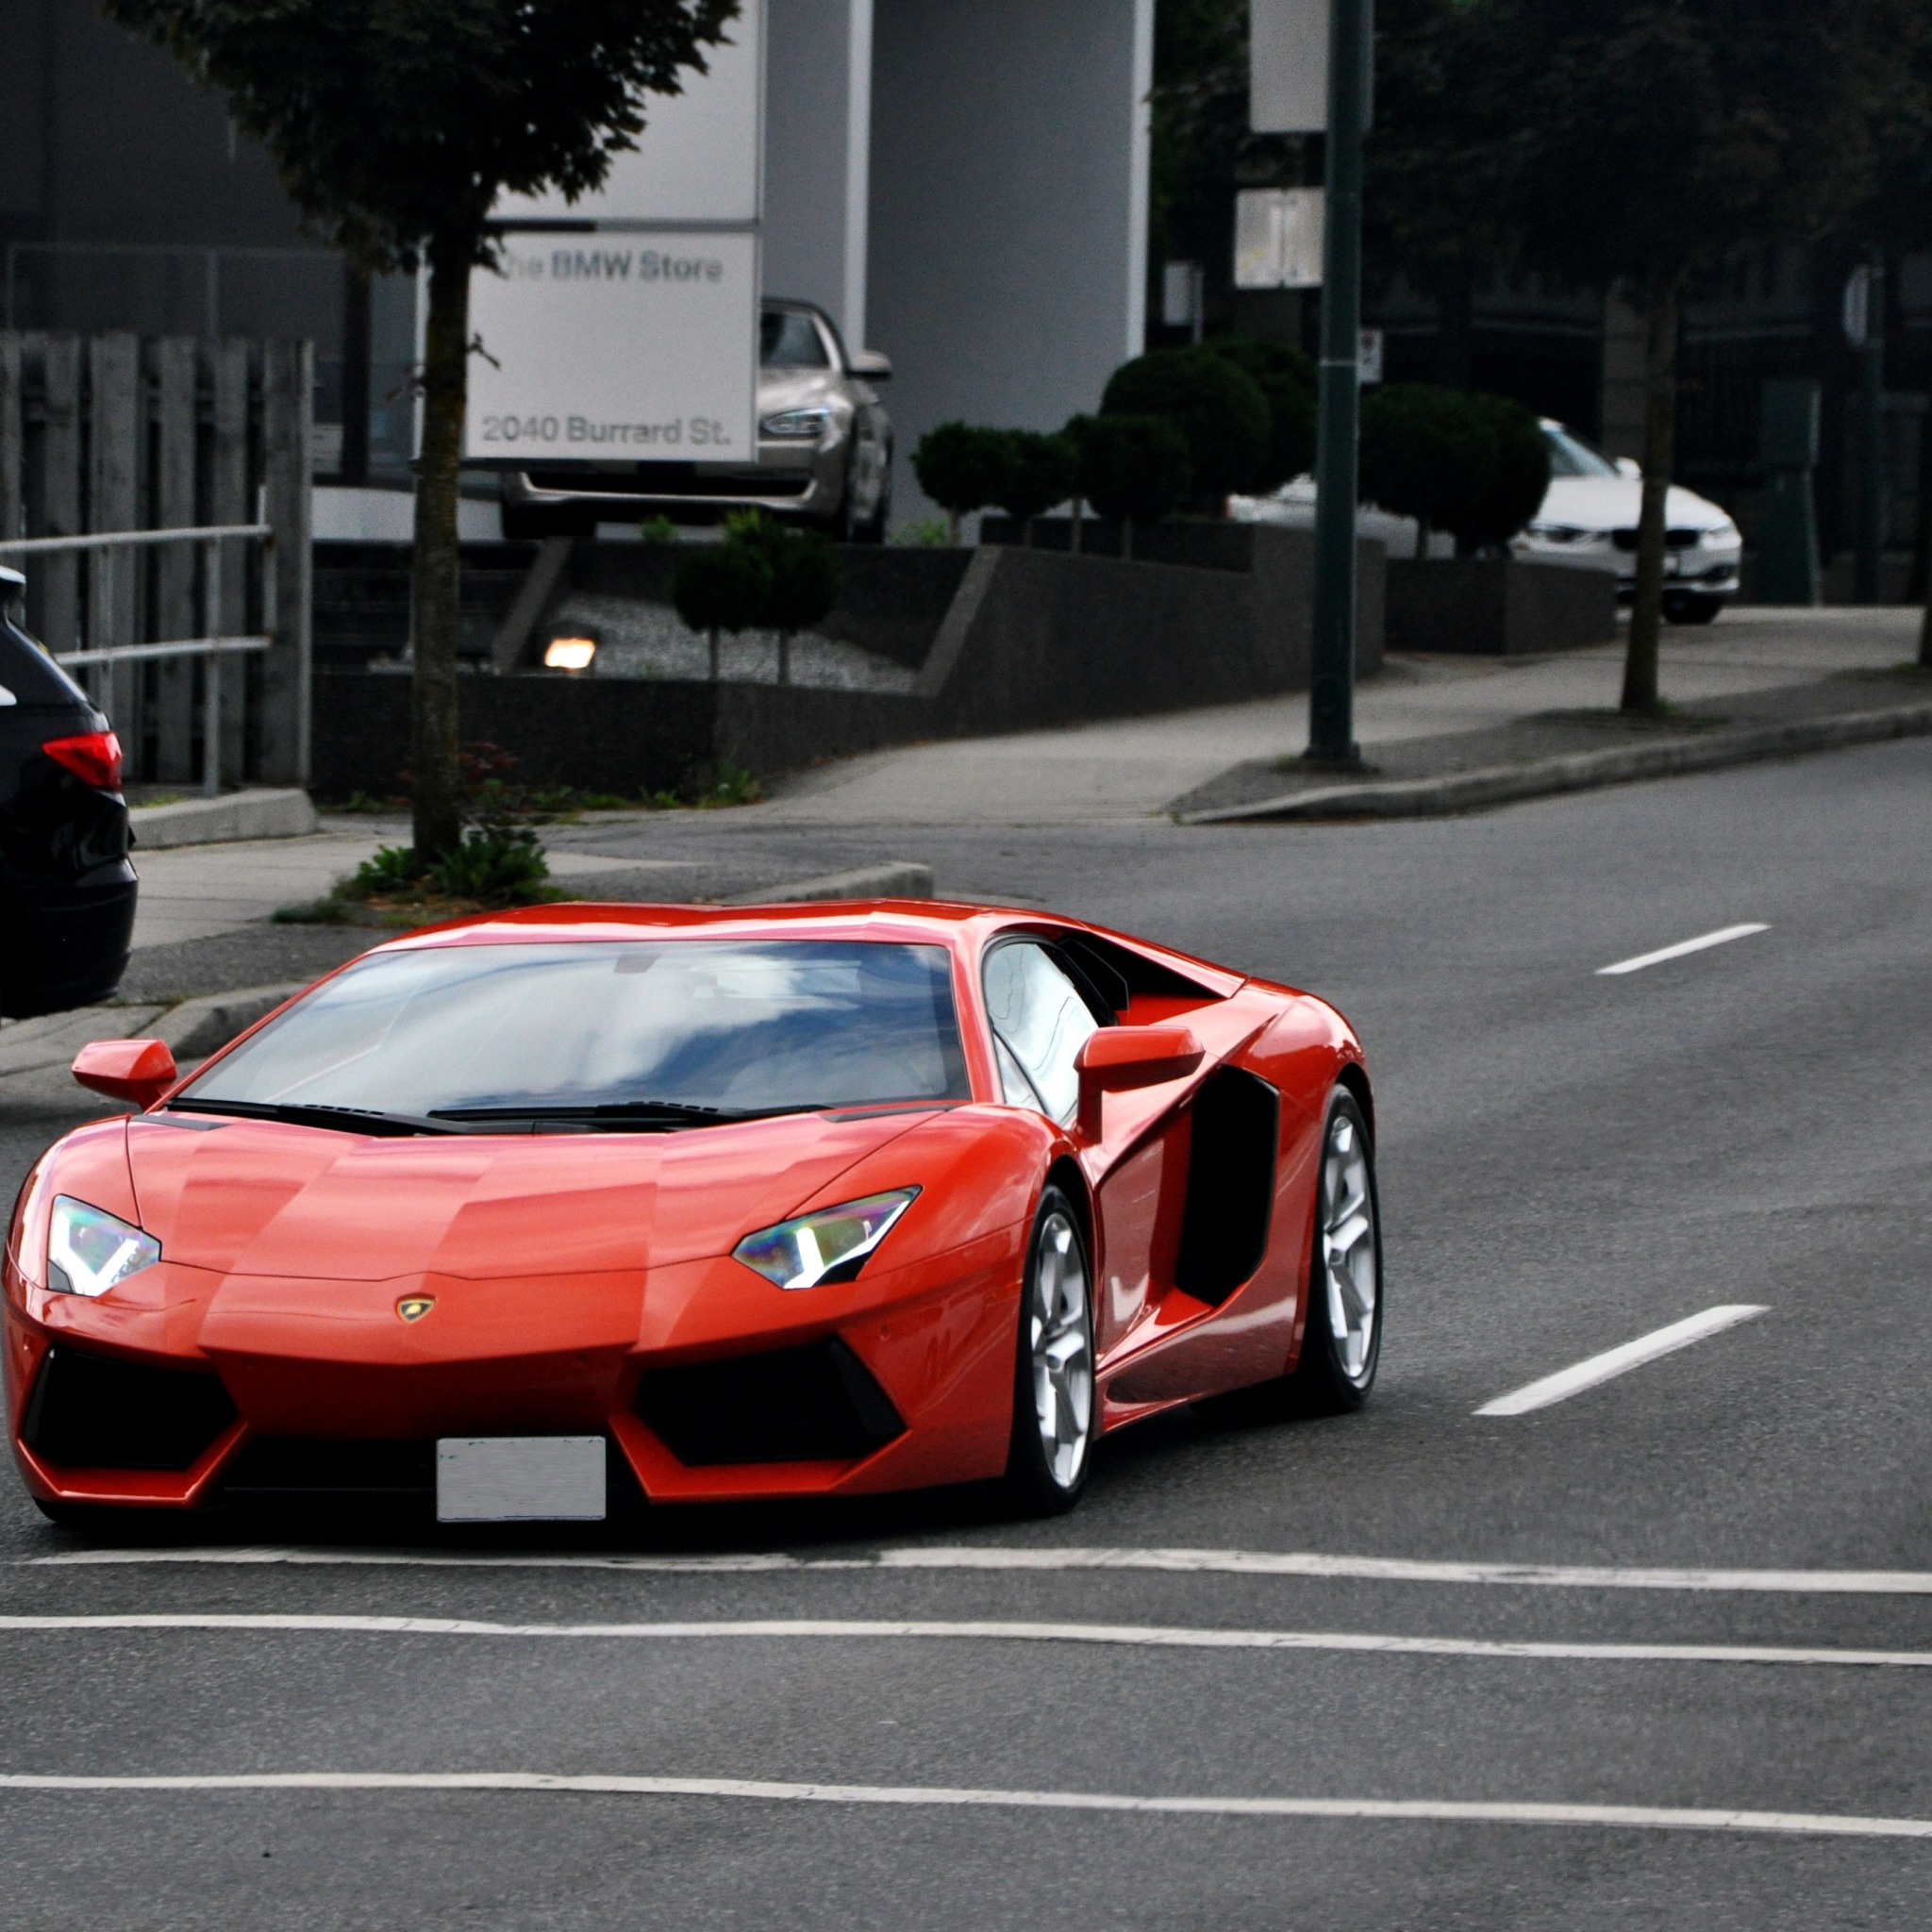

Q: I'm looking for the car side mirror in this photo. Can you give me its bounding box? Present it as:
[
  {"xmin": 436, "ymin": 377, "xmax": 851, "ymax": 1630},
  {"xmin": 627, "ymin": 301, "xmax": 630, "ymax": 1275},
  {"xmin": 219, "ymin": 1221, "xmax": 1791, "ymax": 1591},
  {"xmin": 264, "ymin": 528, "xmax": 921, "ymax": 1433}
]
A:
[
  {"xmin": 1614, "ymin": 457, "xmax": 1641, "ymax": 479},
  {"xmin": 1074, "ymin": 1025, "xmax": 1203, "ymax": 1139},
  {"xmin": 849, "ymin": 349, "xmax": 892, "ymax": 382},
  {"xmin": 72, "ymin": 1038, "xmax": 178, "ymax": 1109}
]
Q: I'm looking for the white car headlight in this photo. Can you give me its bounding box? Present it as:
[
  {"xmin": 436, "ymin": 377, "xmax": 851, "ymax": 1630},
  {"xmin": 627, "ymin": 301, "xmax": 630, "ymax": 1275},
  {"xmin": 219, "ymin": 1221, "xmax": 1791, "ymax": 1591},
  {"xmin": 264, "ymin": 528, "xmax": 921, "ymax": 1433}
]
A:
[
  {"xmin": 759, "ymin": 407, "xmax": 832, "ymax": 441},
  {"xmin": 47, "ymin": 1195, "xmax": 161, "ymax": 1298},
  {"xmin": 733, "ymin": 1190, "xmax": 919, "ymax": 1291},
  {"xmin": 1700, "ymin": 519, "xmax": 1740, "ymax": 546},
  {"xmin": 1526, "ymin": 522, "xmax": 1594, "ymax": 543}
]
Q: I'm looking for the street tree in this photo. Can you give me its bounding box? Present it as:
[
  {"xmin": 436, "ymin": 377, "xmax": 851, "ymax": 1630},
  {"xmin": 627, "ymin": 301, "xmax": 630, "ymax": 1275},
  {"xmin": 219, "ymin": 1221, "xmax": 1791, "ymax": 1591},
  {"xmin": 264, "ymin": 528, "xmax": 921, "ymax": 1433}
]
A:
[
  {"xmin": 912, "ymin": 424, "xmax": 1010, "ymax": 543},
  {"xmin": 1065, "ymin": 414, "xmax": 1192, "ymax": 559},
  {"xmin": 1504, "ymin": 0, "xmax": 1915, "ymax": 710},
  {"xmin": 104, "ymin": 0, "xmax": 737, "ymax": 858}
]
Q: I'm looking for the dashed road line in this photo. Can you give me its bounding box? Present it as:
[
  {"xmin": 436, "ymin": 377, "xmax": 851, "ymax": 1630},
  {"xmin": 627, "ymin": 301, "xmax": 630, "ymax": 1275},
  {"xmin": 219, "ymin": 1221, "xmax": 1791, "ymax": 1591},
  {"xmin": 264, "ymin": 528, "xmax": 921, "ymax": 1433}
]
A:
[
  {"xmin": 1, "ymin": 1612, "xmax": 1928, "ymax": 1670},
  {"xmin": 1597, "ymin": 923, "xmax": 1768, "ymax": 975},
  {"xmin": 1476, "ymin": 1305, "xmax": 1769, "ymax": 1418},
  {"xmin": 2, "ymin": 1770, "xmax": 1929, "ymax": 1840},
  {"xmin": 28, "ymin": 1541, "xmax": 1932, "ymax": 1593}
]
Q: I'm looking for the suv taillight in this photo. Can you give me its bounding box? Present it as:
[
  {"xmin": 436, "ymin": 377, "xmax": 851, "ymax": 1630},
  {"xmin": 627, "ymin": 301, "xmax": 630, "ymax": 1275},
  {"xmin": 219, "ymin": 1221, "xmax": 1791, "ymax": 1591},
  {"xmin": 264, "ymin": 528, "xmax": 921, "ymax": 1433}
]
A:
[{"xmin": 42, "ymin": 731, "xmax": 124, "ymax": 793}]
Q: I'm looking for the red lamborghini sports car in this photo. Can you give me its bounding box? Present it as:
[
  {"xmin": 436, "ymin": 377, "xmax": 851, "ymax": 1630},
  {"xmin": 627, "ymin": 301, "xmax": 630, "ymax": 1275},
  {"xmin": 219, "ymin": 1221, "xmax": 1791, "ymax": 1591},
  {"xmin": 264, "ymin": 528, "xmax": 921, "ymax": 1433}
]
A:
[{"xmin": 5, "ymin": 902, "xmax": 1380, "ymax": 1525}]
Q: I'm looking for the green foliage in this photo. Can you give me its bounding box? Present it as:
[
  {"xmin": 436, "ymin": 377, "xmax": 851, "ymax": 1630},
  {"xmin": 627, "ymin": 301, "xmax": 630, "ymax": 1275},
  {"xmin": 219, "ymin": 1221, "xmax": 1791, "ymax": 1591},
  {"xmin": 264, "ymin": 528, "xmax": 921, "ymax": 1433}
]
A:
[
  {"xmin": 1201, "ymin": 339, "xmax": 1318, "ymax": 488},
  {"xmin": 345, "ymin": 844, "xmax": 424, "ymax": 899},
  {"xmin": 639, "ymin": 514, "xmax": 681, "ymax": 544},
  {"xmin": 100, "ymin": 0, "xmax": 742, "ymax": 273},
  {"xmin": 1358, "ymin": 385, "xmax": 1552, "ymax": 553},
  {"xmin": 725, "ymin": 510, "xmax": 842, "ymax": 636},
  {"xmin": 1100, "ymin": 348, "xmax": 1271, "ymax": 500},
  {"xmin": 1065, "ymin": 414, "xmax": 1193, "ymax": 526},
  {"xmin": 891, "ymin": 514, "xmax": 954, "ymax": 547},
  {"xmin": 672, "ymin": 540, "xmax": 771, "ymax": 640},
  {"xmin": 423, "ymin": 826, "xmax": 552, "ymax": 906},
  {"xmin": 988, "ymin": 431, "xmax": 1077, "ymax": 527},
  {"xmin": 1463, "ymin": 392, "xmax": 1552, "ymax": 550},
  {"xmin": 911, "ymin": 423, "xmax": 1010, "ymax": 520}
]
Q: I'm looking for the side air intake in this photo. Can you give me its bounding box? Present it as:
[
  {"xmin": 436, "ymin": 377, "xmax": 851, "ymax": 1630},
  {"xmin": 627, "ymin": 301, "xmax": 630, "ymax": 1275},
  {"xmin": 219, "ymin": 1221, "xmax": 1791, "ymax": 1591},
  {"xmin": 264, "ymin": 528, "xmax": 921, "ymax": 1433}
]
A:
[
  {"xmin": 635, "ymin": 1338, "xmax": 905, "ymax": 1466},
  {"xmin": 22, "ymin": 1346, "xmax": 236, "ymax": 1471},
  {"xmin": 1174, "ymin": 1068, "xmax": 1280, "ymax": 1305}
]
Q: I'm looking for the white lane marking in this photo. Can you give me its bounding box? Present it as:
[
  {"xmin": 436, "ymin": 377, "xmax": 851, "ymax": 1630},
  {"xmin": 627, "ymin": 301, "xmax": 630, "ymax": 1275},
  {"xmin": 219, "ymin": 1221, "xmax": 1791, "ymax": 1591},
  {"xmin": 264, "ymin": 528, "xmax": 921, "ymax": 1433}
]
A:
[
  {"xmin": 2, "ymin": 1771, "xmax": 1930, "ymax": 1840},
  {"xmin": 1597, "ymin": 923, "xmax": 1768, "ymax": 976},
  {"xmin": 1475, "ymin": 1306, "xmax": 1769, "ymax": 1418},
  {"xmin": 0, "ymin": 1613, "xmax": 1927, "ymax": 1671},
  {"xmin": 29, "ymin": 1542, "xmax": 1932, "ymax": 1594}
]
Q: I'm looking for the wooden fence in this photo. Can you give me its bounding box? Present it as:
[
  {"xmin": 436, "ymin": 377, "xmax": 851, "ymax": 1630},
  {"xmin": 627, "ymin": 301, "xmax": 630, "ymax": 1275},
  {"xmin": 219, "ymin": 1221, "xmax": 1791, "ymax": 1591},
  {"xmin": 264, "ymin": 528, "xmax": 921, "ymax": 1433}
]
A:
[{"xmin": 0, "ymin": 332, "xmax": 311, "ymax": 788}]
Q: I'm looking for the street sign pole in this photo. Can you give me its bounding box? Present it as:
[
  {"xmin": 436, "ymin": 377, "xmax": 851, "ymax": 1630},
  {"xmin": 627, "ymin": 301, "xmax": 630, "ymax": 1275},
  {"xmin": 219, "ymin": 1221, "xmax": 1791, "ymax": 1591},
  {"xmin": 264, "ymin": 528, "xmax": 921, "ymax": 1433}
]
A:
[
  {"xmin": 1305, "ymin": 0, "xmax": 1367, "ymax": 766},
  {"xmin": 1857, "ymin": 247, "xmax": 1886, "ymax": 605}
]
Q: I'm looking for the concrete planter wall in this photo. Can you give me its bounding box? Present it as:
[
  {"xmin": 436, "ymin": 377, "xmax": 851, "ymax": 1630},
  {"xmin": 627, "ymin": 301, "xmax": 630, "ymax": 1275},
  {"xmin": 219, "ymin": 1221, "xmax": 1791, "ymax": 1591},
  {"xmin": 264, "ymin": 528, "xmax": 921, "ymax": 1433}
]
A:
[
  {"xmin": 311, "ymin": 527, "xmax": 1386, "ymax": 799},
  {"xmin": 1384, "ymin": 558, "xmax": 1617, "ymax": 656}
]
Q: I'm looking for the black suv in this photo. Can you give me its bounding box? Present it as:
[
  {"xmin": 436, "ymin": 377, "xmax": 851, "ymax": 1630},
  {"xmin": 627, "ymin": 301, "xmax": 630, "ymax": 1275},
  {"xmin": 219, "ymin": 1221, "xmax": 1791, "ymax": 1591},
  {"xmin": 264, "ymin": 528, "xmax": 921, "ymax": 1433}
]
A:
[{"xmin": 0, "ymin": 567, "xmax": 138, "ymax": 1017}]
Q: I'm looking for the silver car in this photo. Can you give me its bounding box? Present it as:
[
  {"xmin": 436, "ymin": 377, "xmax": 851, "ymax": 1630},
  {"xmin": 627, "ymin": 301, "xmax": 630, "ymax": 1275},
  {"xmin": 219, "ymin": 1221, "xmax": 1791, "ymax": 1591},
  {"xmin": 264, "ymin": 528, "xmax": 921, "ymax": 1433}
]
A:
[{"xmin": 499, "ymin": 299, "xmax": 893, "ymax": 541}]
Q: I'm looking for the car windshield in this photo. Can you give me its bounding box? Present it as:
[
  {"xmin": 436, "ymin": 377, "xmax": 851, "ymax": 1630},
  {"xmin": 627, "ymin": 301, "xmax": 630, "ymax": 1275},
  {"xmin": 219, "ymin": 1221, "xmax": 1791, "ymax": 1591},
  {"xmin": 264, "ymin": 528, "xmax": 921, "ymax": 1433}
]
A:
[
  {"xmin": 761, "ymin": 310, "xmax": 830, "ymax": 369},
  {"xmin": 1542, "ymin": 424, "xmax": 1620, "ymax": 478},
  {"xmin": 179, "ymin": 940, "xmax": 970, "ymax": 1123}
]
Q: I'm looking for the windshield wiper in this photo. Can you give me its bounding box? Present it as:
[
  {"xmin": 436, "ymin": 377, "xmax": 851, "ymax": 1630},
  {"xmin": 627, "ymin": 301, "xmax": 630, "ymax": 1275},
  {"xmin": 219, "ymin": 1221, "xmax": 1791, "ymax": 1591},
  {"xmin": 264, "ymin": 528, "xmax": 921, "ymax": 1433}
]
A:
[
  {"xmin": 427, "ymin": 1100, "xmax": 831, "ymax": 1128},
  {"xmin": 165, "ymin": 1098, "xmax": 471, "ymax": 1138}
]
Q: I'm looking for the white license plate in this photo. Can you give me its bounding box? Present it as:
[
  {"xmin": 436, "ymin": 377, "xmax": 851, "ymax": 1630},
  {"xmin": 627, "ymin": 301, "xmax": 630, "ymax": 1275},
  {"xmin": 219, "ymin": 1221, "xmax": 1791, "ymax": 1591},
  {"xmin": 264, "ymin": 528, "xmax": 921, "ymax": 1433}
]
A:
[{"xmin": 436, "ymin": 1436, "xmax": 607, "ymax": 1522}]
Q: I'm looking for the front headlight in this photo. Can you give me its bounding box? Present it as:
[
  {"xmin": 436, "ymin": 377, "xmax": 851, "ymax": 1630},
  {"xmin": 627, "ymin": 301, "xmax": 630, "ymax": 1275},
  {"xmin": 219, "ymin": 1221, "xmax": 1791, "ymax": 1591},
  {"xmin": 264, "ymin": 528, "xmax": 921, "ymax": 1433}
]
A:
[
  {"xmin": 47, "ymin": 1195, "xmax": 161, "ymax": 1298},
  {"xmin": 1700, "ymin": 519, "xmax": 1740, "ymax": 546},
  {"xmin": 1526, "ymin": 522, "xmax": 1593, "ymax": 544},
  {"xmin": 760, "ymin": 407, "xmax": 833, "ymax": 441},
  {"xmin": 733, "ymin": 1190, "xmax": 919, "ymax": 1291}
]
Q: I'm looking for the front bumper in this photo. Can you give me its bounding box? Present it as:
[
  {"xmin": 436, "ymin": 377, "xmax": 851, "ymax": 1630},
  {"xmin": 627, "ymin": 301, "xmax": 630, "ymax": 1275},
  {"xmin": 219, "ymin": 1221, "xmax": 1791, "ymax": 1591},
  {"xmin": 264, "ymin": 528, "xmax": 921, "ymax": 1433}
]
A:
[
  {"xmin": 5, "ymin": 1228, "xmax": 1022, "ymax": 1512},
  {"xmin": 1510, "ymin": 534, "xmax": 1741, "ymax": 602},
  {"xmin": 503, "ymin": 437, "xmax": 850, "ymax": 525}
]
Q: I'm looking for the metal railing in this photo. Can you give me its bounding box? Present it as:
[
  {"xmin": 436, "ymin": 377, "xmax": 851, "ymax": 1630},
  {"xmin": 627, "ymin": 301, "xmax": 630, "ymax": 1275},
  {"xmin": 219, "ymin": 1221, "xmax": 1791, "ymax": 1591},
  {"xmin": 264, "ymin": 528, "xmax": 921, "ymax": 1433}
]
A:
[{"xmin": 0, "ymin": 510, "xmax": 276, "ymax": 797}]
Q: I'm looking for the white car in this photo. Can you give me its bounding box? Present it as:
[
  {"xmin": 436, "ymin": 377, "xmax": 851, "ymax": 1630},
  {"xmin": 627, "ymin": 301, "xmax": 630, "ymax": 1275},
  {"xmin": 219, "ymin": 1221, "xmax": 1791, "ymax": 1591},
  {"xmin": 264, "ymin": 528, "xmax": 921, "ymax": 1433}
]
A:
[
  {"xmin": 1512, "ymin": 421, "xmax": 1740, "ymax": 624},
  {"xmin": 1230, "ymin": 418, "xmax": 1742, "ymax": 625}
]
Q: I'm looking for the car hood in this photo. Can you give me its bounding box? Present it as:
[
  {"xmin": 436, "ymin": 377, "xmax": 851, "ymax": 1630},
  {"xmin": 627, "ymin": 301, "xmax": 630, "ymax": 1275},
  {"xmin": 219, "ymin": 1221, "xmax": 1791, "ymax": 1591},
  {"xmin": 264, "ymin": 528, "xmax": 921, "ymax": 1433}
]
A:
[
  {"xmin": 123, "ymin": 1107, "xmax": 938, "ymax": 1282},
  {"xmin": 1536, "ymin": 475, "xmax": 1731, "ymax": 533}
]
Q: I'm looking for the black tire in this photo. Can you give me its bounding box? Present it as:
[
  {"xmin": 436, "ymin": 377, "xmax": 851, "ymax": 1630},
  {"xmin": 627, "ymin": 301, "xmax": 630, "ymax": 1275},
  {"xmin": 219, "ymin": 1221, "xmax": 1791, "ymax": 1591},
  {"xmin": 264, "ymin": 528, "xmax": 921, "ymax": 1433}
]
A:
[
  {"xmin": 1662, "ymin": 590, "xmax": 1724, "ymax": 625},
  {"xmin": 1003, "ymin": 1184, "xmax": 1096, "ymax": 1515},
  {"xmin": 1286, "ymin": 1088, "xmax": 1383, "ymax": 1414}
]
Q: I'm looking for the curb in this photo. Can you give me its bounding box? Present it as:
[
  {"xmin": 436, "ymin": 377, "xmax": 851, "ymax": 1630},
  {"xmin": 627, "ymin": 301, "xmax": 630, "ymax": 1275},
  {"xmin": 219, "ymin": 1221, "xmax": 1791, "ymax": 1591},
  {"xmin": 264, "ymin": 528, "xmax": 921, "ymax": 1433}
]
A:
[
  {"xmin": 724, "ymin": 861, "xmax": 937, "ymax": 905},
  {"xmin": 151, "ymin": 982, "xmax": 308, "ymax": 1059},
  {"xmin": 131, "ymin": 788, "xmax": 319, "ymax": 850},
  {"xmin": 1175, "ymin": 700, "xmax": 1932, "ymax": 824}
]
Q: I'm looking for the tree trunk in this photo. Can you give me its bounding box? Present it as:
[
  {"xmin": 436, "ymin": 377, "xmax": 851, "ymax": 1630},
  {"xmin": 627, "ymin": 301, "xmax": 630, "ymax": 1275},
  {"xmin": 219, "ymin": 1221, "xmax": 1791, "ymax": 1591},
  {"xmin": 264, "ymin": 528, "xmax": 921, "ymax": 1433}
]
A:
[
  {"xmin": 411, "ymin": 242, "xmax": 470, "ymax": 860},
  {"xmin": 777, "ymin": 629, "xmax": 791, "ymax": 685},
  {"xmin": 1623, "ymin": 263, "xmax": 1683, "ymax": 715},
  {"xmin": 948, "ymin": 511, "xmax": 961, "ymax": 546},
  {"xmin": 1070, "ymin": 497, "xmax": 1084, "ymax": 554},
  {"xmin": 708, "ymin": 625, "xmax": 720, "ymax": 681}
]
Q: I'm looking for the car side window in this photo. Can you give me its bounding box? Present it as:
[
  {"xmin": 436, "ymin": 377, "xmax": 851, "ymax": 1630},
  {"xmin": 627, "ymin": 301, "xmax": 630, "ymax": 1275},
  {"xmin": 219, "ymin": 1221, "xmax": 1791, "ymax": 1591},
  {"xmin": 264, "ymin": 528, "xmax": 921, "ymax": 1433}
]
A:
[{"xmin": 983, "ymin": 942, "xmax": 1099, "ymax": 1124}]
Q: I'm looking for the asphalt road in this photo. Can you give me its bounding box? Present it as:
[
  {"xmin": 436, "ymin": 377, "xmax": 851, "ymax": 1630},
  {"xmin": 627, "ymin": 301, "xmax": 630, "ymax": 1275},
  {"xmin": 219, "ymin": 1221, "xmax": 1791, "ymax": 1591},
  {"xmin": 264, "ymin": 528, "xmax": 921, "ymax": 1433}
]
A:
[{"xmin": 3, "ymin": 737, "xmax": 1930, "ymax": 1928}]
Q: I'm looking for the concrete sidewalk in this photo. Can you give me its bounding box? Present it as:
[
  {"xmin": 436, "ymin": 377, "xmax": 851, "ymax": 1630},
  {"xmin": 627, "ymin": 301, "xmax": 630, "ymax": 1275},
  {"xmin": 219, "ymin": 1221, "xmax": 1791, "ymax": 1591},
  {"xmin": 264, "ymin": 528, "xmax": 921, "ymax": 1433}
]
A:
[
  {"xmin": 743, "ymin": 606, "xmax": 1919, "ymax": 825},
  {"xmin": 116, "ymin": 604, "xmax": 1923, "ymax": 957}
]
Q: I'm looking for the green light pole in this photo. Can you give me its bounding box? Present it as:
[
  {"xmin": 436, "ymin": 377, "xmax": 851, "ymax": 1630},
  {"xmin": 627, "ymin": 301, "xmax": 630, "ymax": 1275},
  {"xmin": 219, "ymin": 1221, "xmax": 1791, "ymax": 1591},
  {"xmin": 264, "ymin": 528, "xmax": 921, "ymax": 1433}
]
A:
[{"xmin": 1305, "ymin": 0, "xmax": 1369, "ymax": 766}]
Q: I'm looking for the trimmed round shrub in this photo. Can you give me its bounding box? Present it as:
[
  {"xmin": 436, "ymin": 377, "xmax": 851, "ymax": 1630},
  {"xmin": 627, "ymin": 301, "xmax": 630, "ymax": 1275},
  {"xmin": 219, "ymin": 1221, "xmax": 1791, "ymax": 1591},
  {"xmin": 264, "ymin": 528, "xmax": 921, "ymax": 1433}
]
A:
[
  {"xmin": 673, "ymin": 540, "xmax": 772, "ymax": 640},
  {"xmin": 1065, "ymin": 412, "xmax": 1192, "ymax": 526},
  {"xmin": 989, "ymin": 429, "xmax": 1077, "ymax": 528},
  {"xmin": 1357, "ymin": 384, "xmax": 1497, "ymax": 545},
  {"xmin": 911, "ymin": 422, "xmax": 1009, "ymax": 524},
  {"xmin": 1459, "ymin": 392, "xmax": 1551, "ymax": 550},
  {"xmin": 1099, "ymin": 347, "xmax": 1271, "ymax": 500},
  {"xmin": 758, "ymin": 522, "xmax": 842, "ymax": 636},
  {"xmin": 1203, "ymin": 339, "xmax": 1318, "ymax": 489}
]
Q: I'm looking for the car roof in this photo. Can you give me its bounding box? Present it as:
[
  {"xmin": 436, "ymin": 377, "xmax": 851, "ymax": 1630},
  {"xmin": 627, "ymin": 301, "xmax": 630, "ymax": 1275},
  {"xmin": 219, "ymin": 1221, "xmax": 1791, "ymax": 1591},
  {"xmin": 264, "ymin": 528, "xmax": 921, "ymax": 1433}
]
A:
[{"xmin": 375, "ymin": 900, "xmax": 1245, "ymax": 996}]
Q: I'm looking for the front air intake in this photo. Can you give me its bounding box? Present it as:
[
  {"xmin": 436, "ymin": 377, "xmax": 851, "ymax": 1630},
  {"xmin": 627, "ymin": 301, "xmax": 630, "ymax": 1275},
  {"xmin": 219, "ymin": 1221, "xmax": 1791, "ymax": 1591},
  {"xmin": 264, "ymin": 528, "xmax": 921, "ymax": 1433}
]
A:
[
  {"xmin": 22, "ymin": 1346, "xmax": 236, "ymax": 1471},
  {"xmin": 635, "ymin": 1338, "xmax": 905, "ymax": 1465}
]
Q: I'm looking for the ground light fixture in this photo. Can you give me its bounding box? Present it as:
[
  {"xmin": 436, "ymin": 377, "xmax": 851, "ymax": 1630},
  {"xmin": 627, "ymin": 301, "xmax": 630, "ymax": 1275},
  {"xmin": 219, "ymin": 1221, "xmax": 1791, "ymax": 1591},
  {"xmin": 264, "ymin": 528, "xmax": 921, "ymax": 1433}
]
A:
[{"xmin": 543, "ymin": 635, "xmax": 597, "ymax": 672}]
